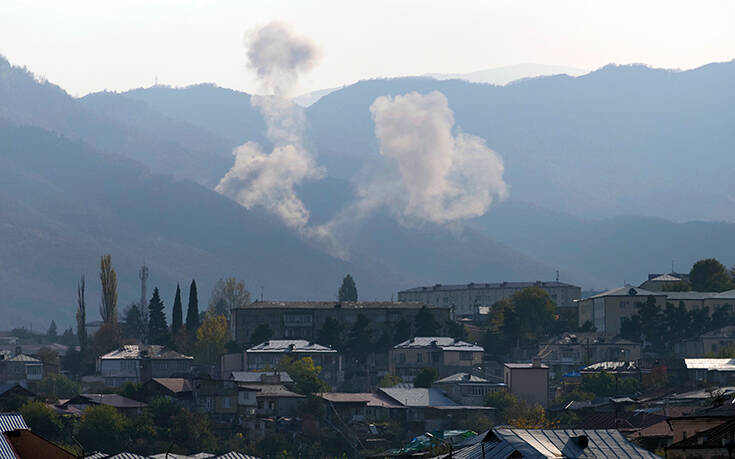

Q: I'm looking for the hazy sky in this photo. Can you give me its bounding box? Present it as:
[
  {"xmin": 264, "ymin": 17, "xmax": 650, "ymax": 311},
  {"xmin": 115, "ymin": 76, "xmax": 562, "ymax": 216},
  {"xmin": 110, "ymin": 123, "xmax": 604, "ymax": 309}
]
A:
[{"xmin": 1, "ymin": 0, "xmax": 733, "ymax": 97}]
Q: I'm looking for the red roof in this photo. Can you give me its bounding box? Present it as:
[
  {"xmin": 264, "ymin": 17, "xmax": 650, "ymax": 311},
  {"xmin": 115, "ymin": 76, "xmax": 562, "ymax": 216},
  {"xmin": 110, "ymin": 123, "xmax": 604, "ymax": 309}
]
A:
[{"xmin": 150, "ymin": 378, "xmax": 192, "ymax": 393}]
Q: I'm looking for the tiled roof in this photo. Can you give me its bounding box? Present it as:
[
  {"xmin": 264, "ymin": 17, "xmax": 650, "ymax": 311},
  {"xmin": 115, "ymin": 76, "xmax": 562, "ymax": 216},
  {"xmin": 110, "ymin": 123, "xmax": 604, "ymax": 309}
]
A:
[
  {"xmin": 99, "ymin": 345, "xmax": 193, "ymax": 360},
  {"xmin": 399, "ymin": 281, "xmax": 580, "ymax": 293},
  {"xmin": 149, "ymin": 378, "xmax": 192, "ymax": 393},
  {"xmin": 393, "ymin": 337, "xmax": 484, "ymax": 352},
  {"xmin": 235, "ymin": 301, "xmax": 437, "ymax": 310},
  {"xmin": 0, "ymin": 412, "xmax": 28, "ymax": 458},
  {"xmin": 230, "ymin": 371, "xmax": 293, "ymax": 384},
  {"xmin": 378, "ymin": 387, "xmax": 458, "ymax": 407},
  {"xmin": 246, "ymin": 340, "xmax": 336, "ymax": 353}
]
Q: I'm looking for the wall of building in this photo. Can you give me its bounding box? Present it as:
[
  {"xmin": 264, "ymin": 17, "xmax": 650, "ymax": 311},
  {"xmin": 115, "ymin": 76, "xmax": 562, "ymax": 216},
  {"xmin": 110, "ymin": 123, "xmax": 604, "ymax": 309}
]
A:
[{"xmin": 504, "ymin": 366, "xmax": 548, "ymax": 407}]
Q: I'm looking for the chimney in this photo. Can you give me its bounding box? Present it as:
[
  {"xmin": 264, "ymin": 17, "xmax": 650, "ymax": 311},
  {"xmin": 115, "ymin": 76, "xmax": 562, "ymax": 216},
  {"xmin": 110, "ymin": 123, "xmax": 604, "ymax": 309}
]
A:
[
  {"xmin": 14, "ymin": 346, "xmax": 21, "ymax": 356},
  {"xmin": 532, "ymin": 357, "xmax": 542, "ymax": 368},
  {"xmin": 574, "ymin": 435, "xmax": 589, "ymax": 449}
]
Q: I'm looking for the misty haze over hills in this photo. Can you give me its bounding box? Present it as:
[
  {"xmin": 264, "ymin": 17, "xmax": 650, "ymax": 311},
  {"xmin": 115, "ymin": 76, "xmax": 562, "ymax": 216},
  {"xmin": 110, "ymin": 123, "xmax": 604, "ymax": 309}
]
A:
[{"xmin": 2, "ymin": 54, "xmax": 735, "ymax": 327}]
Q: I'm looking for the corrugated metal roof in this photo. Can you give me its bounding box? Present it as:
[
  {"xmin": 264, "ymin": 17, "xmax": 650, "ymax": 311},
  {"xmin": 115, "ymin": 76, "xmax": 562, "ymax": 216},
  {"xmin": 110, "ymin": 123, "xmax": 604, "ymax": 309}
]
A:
[
  {"xmin": 447, "ymin": 428, "xmax": 660, "ymax": 458},
  {"xmin": 100, "ymin": 345, "xmax": 193, "ymax": 360},
  {"xmin": 0, "ymin": 413, "xmax": 28, "ymax": 458},
  {"xmin": 587, "ymin": 286, "xmax": 662, "ymax": 299},
  {"xmin": 393, "ymin": 337, "xmax": 484, "ymax": 352},
  {"xmin": 65, "ymin": 394, "xmax": 148, "ymax": 409},
  {"xmin": 213, "ymin": 452, "xmax": 261, "ymax": 459},
  {"xmin": 684, "ymin": 358, "xmax": 735, "ymax": 371},
  {"xmin": 230, "ymin": 371, "xmax": 293, "ymax": 383},
  {"xmin": 84, "ymin": 453, "xmax": 108, "ymax": 459},
  {"xmin": 434, "ymin": 373, "xmax": 490, "ymax": 384},
  {"xmin": 149, "ymin": 378, "xmax": 192, "ymax": 393},
  {"xmin": 378, "ymin": 387, "xmax": 458, "ymax": 407},
  {"xmin": 713, "ymin": 289, "xmax": 735, "ymax": 299},
  {"xmin": 246, "ymin": 340, "xmax": 336, "ymax": 353}
]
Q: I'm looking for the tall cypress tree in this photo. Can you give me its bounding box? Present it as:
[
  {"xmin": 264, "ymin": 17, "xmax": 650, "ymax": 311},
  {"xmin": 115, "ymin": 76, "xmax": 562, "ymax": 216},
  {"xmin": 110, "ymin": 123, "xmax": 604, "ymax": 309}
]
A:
[
  {"xmin": 171, "ymin": 284, "xmax": 183, "ymax": 333},
  {"xmin": 338, "ymin": 274, "xmax": 358, "ymax": 302},
  {"xmin": 148, "ymin": 287, "xmax": 169, "ymax": 344},
  {"xmin": 186, "ymin": 280, "xmax": 200, "ymax": 333}
]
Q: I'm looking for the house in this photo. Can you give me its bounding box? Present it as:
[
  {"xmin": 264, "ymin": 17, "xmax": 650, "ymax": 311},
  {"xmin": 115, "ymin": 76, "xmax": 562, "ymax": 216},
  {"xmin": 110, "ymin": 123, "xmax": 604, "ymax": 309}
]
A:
[
  {"xmin": 98, "ymin": 345, "xmax": 193, "ymax": 387},
  {"xmin": 440, "ymin": 427, "xmax": 659, "ymax": 458},
  {"xmin": 398, "ymin": 281, "xmax": 582, "ymax": 317},
  {"xmin": 389, "ymin": 337, "xmax": 484, "ymax": 382},
  {"xmin": 245, "ymin": 383, "xmax": 304, "ymax": 418},
  {"xmin": 320, "ymin": 392, "xmax": 406, "ymax": 424},
  {"xmin": 231, "ymin": 301, "xmax": 451, "ymax": 344},
  {"xmin": 0, "ymin": 384, "xmax": 35, "ymax": 411},
  {"xmin": 684, "ymin": 358, "xmax": 735, "ymax": 386},
  {"xmin": 139, "ymin": 378, "xmax": 192, "ymax": 404},
  {"xmin": 667, "ymin": 399, "xmax": 735, "ymax": 444},
  {"xmin": 504, "ymin": 360, "xmax": 549, "ymax": 407},
  {"xmin": 377, "ymin": 386, "xmax": 493, "ymax": 435},
  {"xmin": 245, "ymin": 340, "xmax": 343, "ymax": 388},
  {"xmin": 676, "ymin": 326, "xmax": 735, "ymax": 357},
  {"xmin": 577, "ymin": 286, "xmax": 666, "ymax": 335},
  {"xmin": 432, "ymin": 373, "xmax": 505, "ymax": 406},
  {"xmin": 537, "ymin": 333, "xmax": 641, "ymax": 378},
  {"xmin": 190, "ymin": 378, "xmax": 238, "ymax": 430},
  {"xmin": 667, "ymin": 418, "xmax": 735, "ymax": 459},
  {"xmin": 0, "ymin": 350, "xmax": 44, "ymax": 387},
  {"xmin": 0, "ymin": 413, "xmax": 28, "ymax": 459},
  {"xmin": 61, "ymin": 394, "xmax": 147, "ymax": 415},
  {"xmin": 2, "ymin": 429, "xmax": 78, "ymax": 459}
]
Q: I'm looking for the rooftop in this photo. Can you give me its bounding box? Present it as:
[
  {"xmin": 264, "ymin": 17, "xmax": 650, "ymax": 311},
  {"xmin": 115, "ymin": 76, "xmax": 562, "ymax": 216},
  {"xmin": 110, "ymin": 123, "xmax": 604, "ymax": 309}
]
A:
[
  {"xmin": 399, "ymin": 281, "xmax": 580, "ymax": 293},
  {"xmin": 664, "ymin": 291, "xmax": 718, "ymax": 300},
  {"xmin": 585, "ymin": 286, "xmax": 663, "ymax": 299},
  {"xmin": 543, "ymin": 333, "xmax": 639, "ymax": 346},
  {"xmin": 668, "ymin": 418, "xmax": 735, "ymax": 450},
  {"xmin": 7, "ymin": 354, "xmax": 41, "ymax": 363},
  {"xmin": 581, "ymin": 361, "xmax": 645, "ymax": 373},
  {"xmin": 452, "ymin": 428, "xmax": 659, "ymax": 458},
  {"xmin": 0, "ymin": 412, "xmax": 28, "ymax": 459},
  {"xmin": 434, "ymin": 373, "xmax": 492, "ymax": 384},
  {"xmin": 393, "ymin": 337, "xmax": 484, "ymax": 352},
  {"xmin": 684, "ymin": 358, "xmax": 735, "ymax": 371},
  {"xmin": 239, "ymin": 384, "xmax": 304, "ymax": 398},
  {"xmin": 99, "ymin": 345, "xmax": 193, "ymax": 360},
  {"xmin": 230, "ymin": 371, "xmax": 293, "ymax": 384},
  {"xmin": 234, "ymin": 301, "xmax": 441, "ymax": 310},
  {"xmin": 148, "ymin": 378, "xmax": 192, "ymax": 393},
  {"xmin": 378, "ymin": 387, "xmax": 458, "ymax": 407},
  {"xmin": 712, "ymin": 289, "xmax": 735, "ymax": 299},
  {"xmin": 246, "ymin": 340, "xmax": 337, "ymax": 353},
  {"xmin": 647, "ymin": 274, "xmax": 682, "ymax": 282},
  {"xmin": 65, "ymin": 394, "xmax": 148, "ymax": 409},
  {"xmin": 504, "ymin": 362, "xmax": 549, "ymax": 369},
  {"xmin": 320, "ymin": 392, "xmax": 405, "ymax": 408}
]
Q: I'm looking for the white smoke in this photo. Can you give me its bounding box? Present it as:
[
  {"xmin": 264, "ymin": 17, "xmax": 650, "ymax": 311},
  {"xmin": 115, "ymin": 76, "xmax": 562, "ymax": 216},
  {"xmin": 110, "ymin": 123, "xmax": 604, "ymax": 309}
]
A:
[
  {"xmin": 355, "ymin": 90, "xmax": 508, "ymax": 225},
  {"xmin": 216, "ymin": 21, "xmax": 323, "ymax": 229}
]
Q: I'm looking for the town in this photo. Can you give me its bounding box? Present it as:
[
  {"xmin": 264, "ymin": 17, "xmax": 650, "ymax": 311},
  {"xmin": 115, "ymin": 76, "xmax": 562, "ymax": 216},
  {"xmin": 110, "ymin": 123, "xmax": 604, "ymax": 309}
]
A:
[{"xmin": 3, "ymin": 255, "xmax": 735, "ymax": 458}]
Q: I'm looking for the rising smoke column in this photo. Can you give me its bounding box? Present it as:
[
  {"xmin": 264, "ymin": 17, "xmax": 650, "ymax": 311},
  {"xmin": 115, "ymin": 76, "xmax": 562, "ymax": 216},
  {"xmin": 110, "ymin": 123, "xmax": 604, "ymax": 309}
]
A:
[
  {"xmin": 357, "ymin": 90, "xmax": 508, "ymax": 224},
  {"xmin": 216, "ymin": 21, "xmax": 323, "ymax": 229}
]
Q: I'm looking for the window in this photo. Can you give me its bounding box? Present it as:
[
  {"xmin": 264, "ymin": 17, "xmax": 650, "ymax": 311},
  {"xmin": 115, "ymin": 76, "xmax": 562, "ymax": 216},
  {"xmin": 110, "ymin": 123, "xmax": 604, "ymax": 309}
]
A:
[
  {"xmin": 432, "ymin": 352, "xmax": 440, "ymax": 363},
  {"xmin": 417, "ymin": 353, "xmax": 423, "ymax": 363},
  {"xmin": 223, "ymin": 397, "xmax": 232, "ymax": 409},
  {"xmin": 398, "ymin": 353, "xmax": 406, "ymax": 363},
  {"xmin": 460, "ymin": 352, "xmax": 473, "ymax": 361}
]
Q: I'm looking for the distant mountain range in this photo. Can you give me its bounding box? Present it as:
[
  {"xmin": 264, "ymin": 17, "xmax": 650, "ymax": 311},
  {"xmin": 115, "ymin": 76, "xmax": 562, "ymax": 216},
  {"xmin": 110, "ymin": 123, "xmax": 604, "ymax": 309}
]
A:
[
  {"xmin": 424, "ymin": 63, "xmax": 588, "ymax": 85},
  {"xmin": 2, "ymin": 55, "xmax": 735, "ymax": 328}
]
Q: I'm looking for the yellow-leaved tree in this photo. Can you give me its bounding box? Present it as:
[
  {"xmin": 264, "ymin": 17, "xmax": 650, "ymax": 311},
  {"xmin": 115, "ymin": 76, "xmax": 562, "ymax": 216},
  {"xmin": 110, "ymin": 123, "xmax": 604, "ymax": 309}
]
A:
[{"xmin": 196, "ymin": 315, "xmax": 228, "ymax": 364}]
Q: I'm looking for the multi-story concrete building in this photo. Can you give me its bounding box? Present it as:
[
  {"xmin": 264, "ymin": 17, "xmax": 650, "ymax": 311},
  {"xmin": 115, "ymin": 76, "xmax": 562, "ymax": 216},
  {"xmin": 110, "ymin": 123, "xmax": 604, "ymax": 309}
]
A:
[
  {"xmin": 432, "ymin": 372, "xmax": 506, "ymax": 406},
  {"xmin": 389, "ymin": 337, "xmax": 484, "ymax": 382},
  {"xmin": 397, "ymin": 281, "xmax": 581, "ymax": 317},
  {"xmin": 231, "ymin": 301, "xmax": 451, "ymax": 345},
  {"xmin": 577, "ymin": 286, "xmax": 667, "ymax": 336},
  {"xmin": 98, "ymin": 345, "xmax": 193, "ymax": 387},
  {"xmin": 245, "ymin": 339, "xmax": 343, "ymax": 388}
]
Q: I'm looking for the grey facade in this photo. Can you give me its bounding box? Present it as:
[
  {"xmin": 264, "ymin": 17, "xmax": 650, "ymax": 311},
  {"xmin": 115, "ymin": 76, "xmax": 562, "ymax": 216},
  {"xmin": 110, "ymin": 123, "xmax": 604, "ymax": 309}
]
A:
[
  {"xmin": 232, "ymin": 301, "xmax": 451, "ymax": 345},
  {"xmin": 398, "ymin": 281, "xmax": 581, "ymax": 317}
]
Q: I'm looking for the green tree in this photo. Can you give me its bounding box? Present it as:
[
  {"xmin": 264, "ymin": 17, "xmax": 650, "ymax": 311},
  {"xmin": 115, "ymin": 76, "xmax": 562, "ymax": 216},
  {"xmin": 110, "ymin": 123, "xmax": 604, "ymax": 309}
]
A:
[
  {"xmin": 148, "ymin": 287, "xmax": 169, "ymax": 345},
  {"xmin": 690, "ymin": 258, "xmax": 734, "ymax": 292},
  {"xmin": 33, "ymin": 373, "xmax": 81, "ymax": 401},
  {"xmin": 378, "ymin": 374, "xmax": 402, "ymax": 387},
  {"xmin": 280, "ymin": 356, "xmax": 329, "ymax": 395},
  {"xmin": 99, "ymin": 254, "xmax": 118, "ymax": 324},
  {"xmin": 413, "ymin": 367, "xmax": 439, "ymax": 388},
  {"xmin": 447, "ymin": 320, "xmax": 468, "ymax": 340},
  {"xmin": 249, "ymin": 323, "xmax": 274, "ymax": 346},
  {"xmin": 196, "ymin": 315, "xmax": 228, "ymax": 364},
  {"xmin": 510, "ymin": 287, "xmax": 556, "ymax": 344},
  {"xmin": 123, "ymin": 303, "xmax": 145, "ymax": 342},
  {"xmin": 317, "ymin": 317, "xmax": 344, "ymax": 350},
  {"xmin": 338, "ymin": 274, "xmax": 358, "ymax": 302},
  {"xmin": 170, "ymin": 409, "xmax": 216, "ymax": 452},
  {"xmin": 392, "ymin": 317, "xmax": 412, "ymax": 345},
  {"xmin": 46, "ymin": 320, "xmax": 57, "ymax": 340},
  {"xmin": 415, "ymin": 306, "xmax": 441, "ymax": 336},
  {"xmin": 186, "ymin": 279, "xmax": 200, "ymax": 333},
  {"xmin": 208, "ymin": 277, "xmax": 250, "ymax": 320},
  {"xmin": 171, "ymin": 284, "xmax": 183, "ymax": 333},
  {"xmin": 117, "ymin": 382, "xmax": 142, "ymax": 400},
  {"xmin": 76, "ymin": 274, "xmax": 88, "ymax": 353},
  {"xmin": 77, "ymin": 405, "xmax": 127, "ymax": 453},
  {"xmin": 345, "ymin": 314, "xmax": 374, "ymax": 362},
  {"xmin": 93, "ymin": 321, "xmax": 122, "ymax": 356},
  {"xmin": 20, "ymin": 401, "xmax": 62, "ymax": 440}
]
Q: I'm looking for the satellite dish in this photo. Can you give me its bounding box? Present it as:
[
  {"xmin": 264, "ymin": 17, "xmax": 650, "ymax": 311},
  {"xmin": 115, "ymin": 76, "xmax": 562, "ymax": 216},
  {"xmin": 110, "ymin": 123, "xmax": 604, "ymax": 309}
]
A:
[{"xmin": 628, "ymin": 288, "xmax": 637, "ymax": 296}]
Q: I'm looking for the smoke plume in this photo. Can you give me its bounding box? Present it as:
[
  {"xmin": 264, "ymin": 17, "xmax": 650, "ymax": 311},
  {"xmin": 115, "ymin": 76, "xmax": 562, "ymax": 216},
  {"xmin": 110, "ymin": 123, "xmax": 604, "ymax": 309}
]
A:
[
  {"xmin": 356, "ymin": 90, "xmax": 508, "ymax": 224},
  {"xmin": 217, "ymin": 21, "xmax": 323, "ymax": 229}
]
